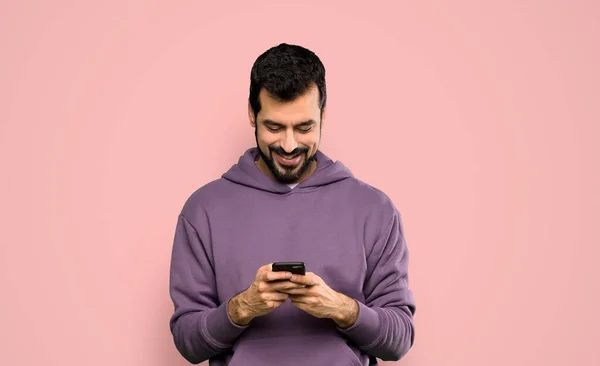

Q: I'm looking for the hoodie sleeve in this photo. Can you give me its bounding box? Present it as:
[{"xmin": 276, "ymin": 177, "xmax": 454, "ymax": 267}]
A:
[
  {"xmin": 337, "ymin": 207, "xmax": 416, "ymax": 361},
  {"xmin": 168, "ymin": 213, "xmax": 249, "ymax": 364}
]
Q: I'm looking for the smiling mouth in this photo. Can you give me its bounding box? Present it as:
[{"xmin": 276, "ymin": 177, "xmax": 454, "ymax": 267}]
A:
[{"xmin": 274, "ymin": 152, "xmax": 302, "ymax": 167}]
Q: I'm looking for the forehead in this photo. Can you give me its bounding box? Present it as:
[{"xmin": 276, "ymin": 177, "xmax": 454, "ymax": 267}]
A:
[{"xmin": 258, "ymin": 85, "xmax": 321, "ymax": 124}]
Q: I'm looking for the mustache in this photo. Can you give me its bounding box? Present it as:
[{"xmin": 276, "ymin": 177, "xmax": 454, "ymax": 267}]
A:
[{"xmin": 269, "ymin": 146, "xmax": 308, "ymax": 159}]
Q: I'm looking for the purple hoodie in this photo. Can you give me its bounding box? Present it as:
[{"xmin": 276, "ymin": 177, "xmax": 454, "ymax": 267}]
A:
[{"xmin": 168, "ymin": 148, "xmax": 415, "ymax": 365}]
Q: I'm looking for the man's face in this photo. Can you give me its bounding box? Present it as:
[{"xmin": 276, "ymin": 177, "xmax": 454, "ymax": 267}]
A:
[{"xmin": 249, "ymin": 84, "xmax": 323, "ymax": 184}]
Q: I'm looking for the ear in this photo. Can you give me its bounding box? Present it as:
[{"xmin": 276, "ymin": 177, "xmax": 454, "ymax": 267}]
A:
[
  {"xmin": 248, "ymin": 101, "xmax": 256, "ymax": 128},
  {"xmin": 320, "ymin": 106, "xmax": 326, "ymax": 127}
]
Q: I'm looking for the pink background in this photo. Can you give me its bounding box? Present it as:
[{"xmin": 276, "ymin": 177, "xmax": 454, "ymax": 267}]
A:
[{"xmin": 1, "ymin": 1, "xmax": 599, "ymax": 365}]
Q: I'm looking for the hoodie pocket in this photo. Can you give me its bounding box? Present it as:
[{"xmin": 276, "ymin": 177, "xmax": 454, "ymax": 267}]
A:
[{"xmin": 228, "ymin": 334, "xmax": 364, "ymax": 366}]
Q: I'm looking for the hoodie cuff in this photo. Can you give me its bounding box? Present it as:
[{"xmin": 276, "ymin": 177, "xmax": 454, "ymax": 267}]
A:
[
  {"xmin": 336, "ymin": 301, "xmax": 381, "ymax": 347},
  {"xmin": 203, "ymin": 298, "xmax": 250, "ymax": 348}
]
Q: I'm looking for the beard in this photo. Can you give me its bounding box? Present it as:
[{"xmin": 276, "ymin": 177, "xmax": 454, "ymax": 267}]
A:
[{"xmin": 255, "ymin": 128, "xmax": 317, "ymax": 184}]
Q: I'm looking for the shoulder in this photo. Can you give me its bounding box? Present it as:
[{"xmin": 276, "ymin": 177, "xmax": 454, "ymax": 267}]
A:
[
  {"xmin": 340, "ymin": 177, "xmax": 405, "ymax": 244},
  {"xmin": 178, "ymin": 177, "xmax": 235, "ymax": 223},
  {"xmin": 342, "ymin": 177, "xmax": 406, "ymax": 251},
  {"xmin": 343, "ymin": 176, "xmax": 399, "ymax": 219}
]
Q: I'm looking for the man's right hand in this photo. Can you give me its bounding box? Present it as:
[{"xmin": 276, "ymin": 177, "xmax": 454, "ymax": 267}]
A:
[{"xmin": 227, "ymin": 263, "xmax": 306, "ymax": 326}]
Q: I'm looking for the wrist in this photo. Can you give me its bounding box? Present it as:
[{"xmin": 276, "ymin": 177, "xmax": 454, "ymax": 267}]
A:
[
  {"xmin": 228, "ymin": 293, "xmax": 252, "ymax": 326},
  {"xmin": 333, "ymin": 295, "xmax": 359, "ymax": 329}
]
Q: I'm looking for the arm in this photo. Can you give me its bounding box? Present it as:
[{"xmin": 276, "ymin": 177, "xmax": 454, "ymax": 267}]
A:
[
  {"xmin": 168, "ymin": 214, "xmax": 249, "ymax": 364},
  {"xmin": 336, "ymin": 208, "xmax": 416, "ymax": 361}
]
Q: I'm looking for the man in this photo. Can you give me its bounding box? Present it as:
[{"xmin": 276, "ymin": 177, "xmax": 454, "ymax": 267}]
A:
[{"xmin": 168, "ymin": 43, "xmax": 415, "ymax": 365}]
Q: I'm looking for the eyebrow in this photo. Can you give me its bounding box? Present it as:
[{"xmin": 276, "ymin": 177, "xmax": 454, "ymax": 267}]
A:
[{"xmin": 262, "ymin": 119, "xmax": 316, "ymax": 127}]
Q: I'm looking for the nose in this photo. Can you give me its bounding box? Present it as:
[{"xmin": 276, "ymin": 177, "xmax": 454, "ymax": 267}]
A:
[{"xmin": 281, "ymin": 129, "xmax": 298, "ymax": 154}]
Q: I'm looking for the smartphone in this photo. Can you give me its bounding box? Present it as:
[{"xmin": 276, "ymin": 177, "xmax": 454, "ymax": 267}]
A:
[{"xmin": 272, "ymin": 261, "xmax": 306, "ymax": 275}]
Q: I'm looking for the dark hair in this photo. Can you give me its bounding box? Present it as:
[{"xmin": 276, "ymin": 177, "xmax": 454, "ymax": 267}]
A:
[{"xmin": 249, "ymin": 43, "xmax": 326, "ymax": 118}]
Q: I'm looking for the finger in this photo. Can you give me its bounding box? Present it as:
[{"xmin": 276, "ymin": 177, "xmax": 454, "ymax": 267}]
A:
[
  {"xmin": 271, "ymin": 281, "xmax": 306, "ymax": 292},
  {"xmin": 290, "ymin": 272, "xmax": 319, "ymax": 286},
  {"xmin": 259, "ymin": 263, "xmax": 274, "ymax": 274},
  {"xmin": 263, "ymin": 270, "xmax": 293, "ymax": 282},
  {"xmin": 279, "ymin": 287, "xmax": 308, "ymax": 295},
  {"xmin": 262, "ymin": 292, "xmax": 289, "ymax": 301},
  {"xmin": 265, "ymin": 300, "xmax": 287, "ymax": 309},
  {"xmin": 265, "ymin": 300, "xmax": 285, "ymax": 309},
  {"xmin": 288, "ymin": 294, "xmax": 311, "ymax": 304}
]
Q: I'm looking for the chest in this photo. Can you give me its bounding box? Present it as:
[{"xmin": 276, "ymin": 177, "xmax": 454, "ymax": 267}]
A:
[{"xmin": 209, "ymin": 193, "xmax": 369, "ymax": 303}]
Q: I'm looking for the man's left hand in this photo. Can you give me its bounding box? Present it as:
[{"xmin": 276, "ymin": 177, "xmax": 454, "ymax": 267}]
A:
[{"xmin": 280, "ymin": 272, "xmax": 359, "ymax": 328}]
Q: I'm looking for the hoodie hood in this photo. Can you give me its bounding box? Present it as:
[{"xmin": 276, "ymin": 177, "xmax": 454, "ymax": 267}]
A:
[{"xmin": 221, "ymin": 148, "xmax": 353, "ymax": 194}]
